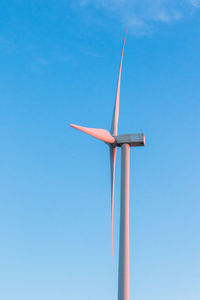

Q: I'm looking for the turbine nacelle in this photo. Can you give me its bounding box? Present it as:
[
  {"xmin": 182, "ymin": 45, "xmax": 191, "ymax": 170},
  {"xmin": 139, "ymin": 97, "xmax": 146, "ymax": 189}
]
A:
[{"xmin": 115, "ymin": 133, "xmax": 145, "ymax": 147}]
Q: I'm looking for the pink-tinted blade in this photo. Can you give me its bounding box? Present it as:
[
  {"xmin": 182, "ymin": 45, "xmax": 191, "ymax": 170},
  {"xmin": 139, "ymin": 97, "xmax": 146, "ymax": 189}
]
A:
[
  {"xmin": 70, "ymin": 124, "xmax": 115, "ymax": 144},
  {"xmin": 110, "ymin": 146, "xmax": 117, "ymax": 271},
  {"xmin": 111, "ymin": 28, "xmax": 127, "ymax": 136}
]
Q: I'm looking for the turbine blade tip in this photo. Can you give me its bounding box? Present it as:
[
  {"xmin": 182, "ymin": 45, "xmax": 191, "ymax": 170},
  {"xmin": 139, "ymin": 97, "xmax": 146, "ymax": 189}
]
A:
[{"xmin": 70, "ymin": 124, "xmax": 77, "ymax": 129}]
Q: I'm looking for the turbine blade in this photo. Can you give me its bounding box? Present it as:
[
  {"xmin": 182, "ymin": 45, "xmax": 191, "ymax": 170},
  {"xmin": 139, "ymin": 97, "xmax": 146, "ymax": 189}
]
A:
[
  {"xmin": 111, "ymin": 28, "xmax": 127, "ymax": 136},
  {"xmin": 110, "ymin": 146, "xmax": 117, "ymax": 271},
  {"xmin": 70, "ymin": 124, "xmax": 115, "ymax": 144}
]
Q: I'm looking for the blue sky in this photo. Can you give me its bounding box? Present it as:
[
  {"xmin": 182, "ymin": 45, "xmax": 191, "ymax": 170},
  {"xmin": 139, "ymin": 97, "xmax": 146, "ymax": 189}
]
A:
[{"xmin": 1, "ymin": 1, "xmax": 200, "ymax": 299}]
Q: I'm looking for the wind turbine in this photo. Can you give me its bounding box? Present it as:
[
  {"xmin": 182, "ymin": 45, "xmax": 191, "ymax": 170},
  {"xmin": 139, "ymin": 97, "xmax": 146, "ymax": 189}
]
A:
[{"xmin": 70, "ymin": 29, "xmax": 145, "ymax": 300}]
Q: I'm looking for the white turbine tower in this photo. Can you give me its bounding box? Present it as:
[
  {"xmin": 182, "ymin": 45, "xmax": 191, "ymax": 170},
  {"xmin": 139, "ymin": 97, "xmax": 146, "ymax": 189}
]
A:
[{"xmin": 70, "ymin": 29, "xmax": 145, "ymax": 300}]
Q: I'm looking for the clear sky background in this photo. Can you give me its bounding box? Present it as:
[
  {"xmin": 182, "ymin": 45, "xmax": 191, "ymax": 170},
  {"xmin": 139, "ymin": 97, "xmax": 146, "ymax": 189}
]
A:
[{"xmin": 1, "ymin": 1, "xmax": 200, "ymax": 299}]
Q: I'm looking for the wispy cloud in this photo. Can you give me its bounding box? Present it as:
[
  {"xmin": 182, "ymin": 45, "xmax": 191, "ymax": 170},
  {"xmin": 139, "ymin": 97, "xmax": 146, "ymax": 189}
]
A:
[
  {"xmin": 190, "ymin": 0, "xmax": 200, "ymax": 7},
  {"xmin": 77, "ymin": 0, "xmax": 200, "ymax": 34}
]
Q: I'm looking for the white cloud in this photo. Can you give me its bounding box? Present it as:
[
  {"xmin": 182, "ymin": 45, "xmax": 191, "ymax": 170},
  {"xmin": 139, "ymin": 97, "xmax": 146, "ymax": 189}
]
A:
[{"xmin": 77, "ymin": 0, "xmax": 200, "ymax": 34}]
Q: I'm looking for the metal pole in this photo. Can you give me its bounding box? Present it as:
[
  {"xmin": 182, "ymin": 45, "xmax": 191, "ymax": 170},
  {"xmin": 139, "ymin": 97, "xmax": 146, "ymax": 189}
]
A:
[{"xmin": 118, "ymin": 143, "xmax": 130, "ymax": 300}]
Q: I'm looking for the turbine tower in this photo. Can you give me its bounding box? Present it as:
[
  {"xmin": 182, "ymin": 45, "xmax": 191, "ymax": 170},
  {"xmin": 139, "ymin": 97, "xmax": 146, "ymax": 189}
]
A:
[{"xmin": 70, "ymin": 29, "xmax": 145, "ymax": 300}]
